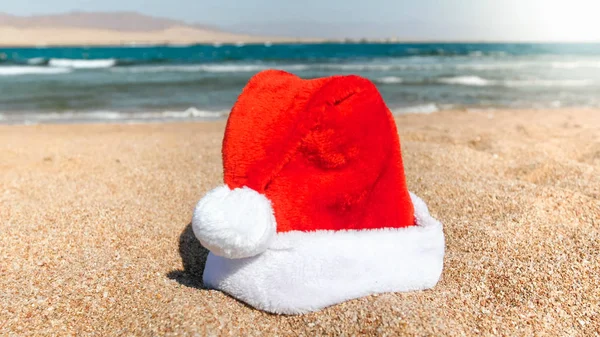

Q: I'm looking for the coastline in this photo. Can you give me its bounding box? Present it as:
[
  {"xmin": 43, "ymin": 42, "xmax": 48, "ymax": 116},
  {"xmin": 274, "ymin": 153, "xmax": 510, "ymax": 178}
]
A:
[
  {"xmin": 0, "ymin": 25, "xmax": 320, "ymax": 47},
  {"xmin": 1, "ymin": 108, "xmax": 598, "ymax": 335},
  {"xmin": 2, "ymin": 37, "xmax": 600, "ymax": 48},
  {"xmin": 1, "ymin": 107, "xmax": 599, "ymax": 125}
]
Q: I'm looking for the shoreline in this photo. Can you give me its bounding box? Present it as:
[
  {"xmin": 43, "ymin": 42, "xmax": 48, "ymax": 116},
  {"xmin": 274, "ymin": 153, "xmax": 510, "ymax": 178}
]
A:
[
  {"xmin": 2, "ymin": 40, "xmax": 600, "ymax": 48},
  {"xmin": 0, "ymin": 39, "xmax": 324, "ymax": 49},
  {"xmin": 1, "ymin": 107, "xmax": 599, "ymax": 126},
  {"xmin": 0, "ymin": 25, "xmax": 317, "ymax": 48}
]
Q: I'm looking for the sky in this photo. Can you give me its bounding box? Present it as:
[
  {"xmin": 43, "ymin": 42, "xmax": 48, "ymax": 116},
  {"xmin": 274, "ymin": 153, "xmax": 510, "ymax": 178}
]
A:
[{"xmin": 2, "ymin": 0, "xmax": 600, "ymax": 41}]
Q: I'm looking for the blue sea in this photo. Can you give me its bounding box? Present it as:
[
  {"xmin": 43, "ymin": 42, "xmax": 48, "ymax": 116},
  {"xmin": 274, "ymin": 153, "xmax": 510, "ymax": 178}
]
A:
[{"xmin": 1, "ymin": 43, "xmax": 600, "ymax": 123}]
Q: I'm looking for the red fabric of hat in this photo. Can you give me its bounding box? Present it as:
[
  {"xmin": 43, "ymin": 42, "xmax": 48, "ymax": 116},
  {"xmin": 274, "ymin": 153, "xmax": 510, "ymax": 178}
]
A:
[{"xmin": 192, "ymin": 70, "xmax": 445, "ymax": 314}]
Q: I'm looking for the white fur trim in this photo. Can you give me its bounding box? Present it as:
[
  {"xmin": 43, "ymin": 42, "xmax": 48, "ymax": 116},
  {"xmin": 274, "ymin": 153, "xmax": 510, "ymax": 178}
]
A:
[
  {"xmin": 192, "ymin": 185, "xmax": 276, "ymax": 259},
  {"xmin": 202, "ymin": 192, "xmax": 445, "ymax": 314}
]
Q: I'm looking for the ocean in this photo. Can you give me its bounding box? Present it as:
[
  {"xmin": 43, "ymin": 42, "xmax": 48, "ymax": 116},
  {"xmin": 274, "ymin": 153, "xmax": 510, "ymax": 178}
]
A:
[{"xmin": 1, "ymin": 42, "xmax": 600, "ymax": 123}]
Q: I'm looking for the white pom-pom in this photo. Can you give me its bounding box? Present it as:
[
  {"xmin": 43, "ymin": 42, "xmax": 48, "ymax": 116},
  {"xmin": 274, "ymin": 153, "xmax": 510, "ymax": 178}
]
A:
[{"xmin": 192, "ymin": 185, "xmax": 277, "ymax": 259}]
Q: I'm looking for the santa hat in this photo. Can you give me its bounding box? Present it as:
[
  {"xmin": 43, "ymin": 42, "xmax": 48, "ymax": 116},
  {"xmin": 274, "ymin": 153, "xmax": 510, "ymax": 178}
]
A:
[{"xmin": 192, "ymin": 70, "xmax": 445, "ymax": 314}]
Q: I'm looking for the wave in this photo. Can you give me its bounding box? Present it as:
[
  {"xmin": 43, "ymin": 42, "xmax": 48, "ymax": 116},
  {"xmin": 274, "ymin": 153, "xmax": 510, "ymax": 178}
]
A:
[
  {"xmin": 111, "ymin": 63, "xmax": 414, "ymax": 73},
  {"xmin": 322, "ymin": 59, "xmax": 600, "ymax": 71},
  {"xmin": 454, "ymin": 60, "xmax": 600, "ymax": 70},
  {"xmin": 393, "ymin": 104, "xmax": 440, "ymax": 114},
  {"xmin": 437, "ymin": 76, "xmax": 595, "ymax": 87},
  {"xmin": 375, "ymin": 76, "xmax": 403, "ymax": 84},
  {"xmin": 502, "ymin": 79, "xmax": 595, "ymax": 87},
  {"xmin": 318, "ymin": 63, "xmax": 445, "ymax": 71},
  {"xmin": 159, "ymin": 107, "xmax": 228, "ymax": 119},
  {"xmin": 315, "ymin": 62, "xmax": 536, "ymax": 71},
  {"xmin": 11, "ymin": 57, "xmax": 600, "ymax": 75},
  {"xmin": 110, "ymin": 64, "xmax": 311, "ymax": 73},
  {"xmin": 0, "ymin": 60, "xmax": 451, "ymax": 73},
  {"xmin": 0, "ymin": 107, "xmax": 228, "ymax": 124},
  {"xmin": 438, "ymin": 76, "xmax": 491, "ymax": 86},
  {"xmin": 551, "ymin": 61, "xmax": 600, "ymax": 69},
  {"xmin": 0, "ymin": 66, "xmax": 72, "ymax": 76},
  {"xmin": 110, "ymin": 64, "xmax": 265, "ymax": 73},
  {"xmin": 327, "ymin": 63, "xmax": 396, "ymax": 71},
  {"xmin": 27, "ymin": 57, "xmax": 49, "ymax": 65},
  {"xmin": 30, "ymin": 59, "xmax": 523, "ymax": 73},
  {"xmin": 188, "ymin": 64, "xmax": 266, "ymax": 72},
  {"xmin": 8, "ymin": 60, "xmax": 532, "ymax": 73},
  {"xmin": 48, "ymin": 58, "xmax": 117, "ymax": 69},
  {"xmin": 455, "ymin": 62, "xmax": 532, "ymax": 70}
]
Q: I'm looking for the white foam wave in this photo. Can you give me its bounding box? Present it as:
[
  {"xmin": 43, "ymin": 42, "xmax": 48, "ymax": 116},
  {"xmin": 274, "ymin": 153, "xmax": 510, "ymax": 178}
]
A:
[
  {"xmin": 48, "ymin": 58, "xmax": 117, "ymax": 69},
  {"xmin": 375, "ymin": 76, "xmax": 403, "ymax": 84},
  {"xmin": 111, "ymin": 64, "xmax": 267, "ymax": 73},
  {"xmin": 324, "ymin": 63, "xmax": 445, "ymax": 71},
  {"xmin": 111, "ymin": 64, "xmax": 310, "ymax": 73},
  {"xmin": 551, "ymin": 61, "xmax": 600, "ymax": 69},
  {"xmin": 111, "ymin": 62, "xmax": 518, "ymax": 73},
  {"xmin": 502, "ymin": 79, "xmax": 595, "ymax": 87},
  {"xmin": 111, "ymin": 65, "xmax": 194, "ymax": 73},
  {"xmin": 0, "ymin": 66, "xmax": 72, "ymax": 76},
  {"xmin": 335, "ymin": 60, "xmax": 600, "ymax": 71},
  {"xmin": 455, "ymin": 62, "xmax": 530, "ymax": 70},
  {"xmin": 160, "ymin": 107, "xmax": 227, "ymax": 119},
  {"xmin": 438, "ymin": 76, "xmax": 594, "ymax": 88},
  {"xmin": 331, "ymin": 64, "xmax": 395, "ymax": 71},
  {"xmin": 200, "ymin": 64, "xmax": 266, "ymax": 72},
  {"xmin": 446, "ymin": 60, "xmax": 600, "ymax": 70},
  {"xmin": 295, "ymin": 63, "xmax": 440, "ymax": 71},
  {"xmin": 104, "ymin": 61, "xmax": 569, "ymax": 74},
  {"xmin": 27, "ymin": 57, "xmax": 47, "ymax": 65},
  {"xmin": 393, "ymin": 104, "xmax": 439, "ymax": 114},
  {"xmin": 0, "ymin": 107, "xmax": 228, "ymax": 124},
  {"xmin": 438, "ymin": 76, "xmax": 491, "ymax": 86}
]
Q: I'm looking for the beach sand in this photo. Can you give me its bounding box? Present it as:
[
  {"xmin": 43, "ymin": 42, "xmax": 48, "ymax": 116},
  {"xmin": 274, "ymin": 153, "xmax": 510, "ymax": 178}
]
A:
[
  {"xmin": 0, "ymin": 26, "xmax": 309, "ymax": 47},
  {"xmin": 1, "ymin": 108, "xmax": 599, "ymax": 336}
]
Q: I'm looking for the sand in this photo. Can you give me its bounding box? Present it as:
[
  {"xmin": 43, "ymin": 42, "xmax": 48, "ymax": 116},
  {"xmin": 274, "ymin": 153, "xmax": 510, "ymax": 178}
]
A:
[
  {"xmin": 0, "ymin": 108, "xmax": 599, "ymax": 336},
  {"xmin": 0, "ymin": 25, "xmax": 306, "ymax": 47}
]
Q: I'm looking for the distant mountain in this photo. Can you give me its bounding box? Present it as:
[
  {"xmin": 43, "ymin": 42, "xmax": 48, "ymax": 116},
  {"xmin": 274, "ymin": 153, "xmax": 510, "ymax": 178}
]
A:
[
  {"xmin": 0, "ymin": 13, "xmax": 17, "ymax": 24},
  {"xmin": 0, "ymin": 11, "xmax": 312, "ymax": 46},
  {"xmin": 0, "ymin": 11, "xmax": 220, "ymax": 32}
]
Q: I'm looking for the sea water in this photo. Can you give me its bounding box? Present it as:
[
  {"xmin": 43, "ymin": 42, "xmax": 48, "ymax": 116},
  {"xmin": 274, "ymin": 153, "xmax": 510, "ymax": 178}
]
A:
[{"xmin": 1, "ymin": 42, "xmax": 600, "ymax": 123}]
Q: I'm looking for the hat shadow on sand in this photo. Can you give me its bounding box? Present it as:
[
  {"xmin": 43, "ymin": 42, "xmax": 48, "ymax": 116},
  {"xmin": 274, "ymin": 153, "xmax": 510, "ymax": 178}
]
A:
[
  {"xmin": 166, "ymin": 224, "xmax": 262, "ymax": 311},
  {"xmin": 167, "ymin": 223, "xmax": 210, "ymax": 289}
]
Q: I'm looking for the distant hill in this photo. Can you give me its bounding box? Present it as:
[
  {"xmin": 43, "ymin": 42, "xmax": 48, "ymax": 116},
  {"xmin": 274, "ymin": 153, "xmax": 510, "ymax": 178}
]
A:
[
  {"xmin": 0, "ymin": 11, "xmax": 311, "ymax": 46},
  {"xmin": 0, "ymin": 11, "xmax": 218, "ymax": 32}
]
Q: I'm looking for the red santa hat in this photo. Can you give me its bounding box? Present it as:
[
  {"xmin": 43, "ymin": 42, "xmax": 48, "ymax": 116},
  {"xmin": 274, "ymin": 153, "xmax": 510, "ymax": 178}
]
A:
[{"xmin": 192, "ymin": 70, "xmax": 445, "ymax": 314}]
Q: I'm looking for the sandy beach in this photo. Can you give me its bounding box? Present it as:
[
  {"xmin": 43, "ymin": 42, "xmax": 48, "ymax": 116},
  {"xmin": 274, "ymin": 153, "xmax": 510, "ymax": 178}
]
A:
[
  {"xmin": 0, "ymin": 12, "xmax": 311, "ymax": 47},
  {"xmin": 1, "ymin": 108, "xmax": 599, "ymax": 335},
  {"xmin": 0, "ymin": 25, "xmax": 300, "ymax": 47}
]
